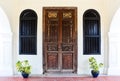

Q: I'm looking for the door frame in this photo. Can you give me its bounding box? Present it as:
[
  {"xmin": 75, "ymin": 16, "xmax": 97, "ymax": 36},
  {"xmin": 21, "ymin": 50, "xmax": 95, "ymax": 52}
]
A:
[{"xmin": 43, "ymin": 7, "xmax": 77, "ymax": 73}]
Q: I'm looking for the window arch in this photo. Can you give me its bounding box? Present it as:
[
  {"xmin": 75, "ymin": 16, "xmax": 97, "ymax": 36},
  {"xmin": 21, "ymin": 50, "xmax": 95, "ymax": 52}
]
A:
[
  {"xmin": 19, "ymin": 9, "xmax": 37, "ymax": 55},
  {"xmin": 83, "ymin": 9, "xmax": 101, "ymax": 55}
]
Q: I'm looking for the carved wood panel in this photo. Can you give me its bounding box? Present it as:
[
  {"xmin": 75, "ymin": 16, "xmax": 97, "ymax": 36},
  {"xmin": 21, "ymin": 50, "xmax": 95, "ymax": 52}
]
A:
[
  {"xmin": 47, "ymin": 53, "xmax": 58, "ymax": 69},
  {"xmin": 43, "ymin": 7, "xmax": 77, "ymax": 73},
  {"xmin": 62, "ymin": 53, "xmax": 73, "ymax": 69}
]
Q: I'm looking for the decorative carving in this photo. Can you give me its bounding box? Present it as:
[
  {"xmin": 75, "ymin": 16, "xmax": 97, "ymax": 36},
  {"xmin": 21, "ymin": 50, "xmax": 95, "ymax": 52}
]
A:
[
  {"xmin": 48, "ymin": 12, "xmax": 57, "ymax": 18},
  {"xmin": 47, "ymin": 23, "xmax": 58, "ymax": 42},
  {"xmin": 47, "ymin": 53, "xmax": 58, "ymax": 69},
  {"xmin": 62, "ymin": 20, "xmax": 73, "ymax": 24},
  {"xmin": 63, "ymin": 12, "xmax": 72, "ymax": 18},
  {"xmin": 47, "ymin": 44, "xmax": 58, "ymax": 51},
  {"xmin": 62, "ymin": 44, "xmax": 73, "ymax": 51},
  {"xmin": 48, "ymin": 20, "xmax": 58, "ymax": 24},
  {"xmin": 62, "ymin": 24, "xmax": 73, "ymax": 43},
  {"xmin": 62, "ymin": 54, "xmax": 73, "ymax": 69}
]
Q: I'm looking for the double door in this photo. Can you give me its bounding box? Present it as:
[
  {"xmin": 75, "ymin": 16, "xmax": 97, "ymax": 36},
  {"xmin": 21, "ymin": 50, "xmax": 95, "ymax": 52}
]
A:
[{"xmin": 43, "ymin": 7, "xmax": 77, "ymax": 73}]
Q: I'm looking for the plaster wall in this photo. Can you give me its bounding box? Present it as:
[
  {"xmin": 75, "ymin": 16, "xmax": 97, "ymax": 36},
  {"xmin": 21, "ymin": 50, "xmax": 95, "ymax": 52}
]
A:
[
  {"xmin": 0, "ymin": 0, "xmax": 119, "ymax": 75},
  {"xmin": 14, "ymin": 0, "xmax": 106, "ymax": 75}
]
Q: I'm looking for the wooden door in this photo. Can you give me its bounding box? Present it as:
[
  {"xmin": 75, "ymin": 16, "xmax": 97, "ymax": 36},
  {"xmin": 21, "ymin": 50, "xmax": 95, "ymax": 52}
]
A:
[{"xmin": 43, "ymin": 7, "xmax": 77, "ymax": 73}]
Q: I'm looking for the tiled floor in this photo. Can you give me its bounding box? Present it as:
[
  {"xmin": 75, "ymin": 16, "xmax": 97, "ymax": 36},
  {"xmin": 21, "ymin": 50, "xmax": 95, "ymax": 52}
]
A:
[{"xmin": 0, "ymin": 76, "xmax": 120, "ymax": 81}]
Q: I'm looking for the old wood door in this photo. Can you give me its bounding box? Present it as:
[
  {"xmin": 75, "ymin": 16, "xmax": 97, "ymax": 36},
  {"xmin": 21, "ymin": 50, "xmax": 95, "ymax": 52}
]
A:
[{"xmin": 43, "ymin": 7, "xmax": 77, "ymax": 73}]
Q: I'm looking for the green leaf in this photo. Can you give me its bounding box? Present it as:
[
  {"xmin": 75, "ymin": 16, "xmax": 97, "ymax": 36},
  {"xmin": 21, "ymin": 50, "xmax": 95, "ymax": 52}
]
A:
[
  {"xmin": 88, "ymin": 57, "xmax": 103, "ymax": 72},
  {"xmin": 16, "ymin": 60, "xmax": 31, "ymax": 74}
]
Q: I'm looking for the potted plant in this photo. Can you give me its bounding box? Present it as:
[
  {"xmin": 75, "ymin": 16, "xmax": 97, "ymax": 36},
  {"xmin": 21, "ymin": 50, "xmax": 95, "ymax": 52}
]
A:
[
  {"xmin": 88, "ymin": 57, "xmax": 103, "ymax": 78},
  {"xmin": 16, "ymin": 60, "xmax": 31, "ymax": 78}
]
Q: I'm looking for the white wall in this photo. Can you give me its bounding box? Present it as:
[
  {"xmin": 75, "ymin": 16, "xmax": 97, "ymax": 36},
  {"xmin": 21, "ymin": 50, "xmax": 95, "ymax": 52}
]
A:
[
  {"xmin": 13, "ymin": 0, "xmax": 106, "ymax": 75},
  {"xmin": 1, "ymin": 0, "xmax": 120, "ymax": 76}
]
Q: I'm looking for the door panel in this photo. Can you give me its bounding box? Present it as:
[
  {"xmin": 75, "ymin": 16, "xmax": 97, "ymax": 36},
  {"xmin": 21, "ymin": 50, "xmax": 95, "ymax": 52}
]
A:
[
  {"xmin": 47, "ymin": 53, "xmax": 58, "ymax": 69},
  {"xmin": 43, "ymin": 7, "xmax": 77, "ymax": 73},
  {"xmin": 62, "ymin": 53, "xmax": 73, "ymax": 69},
  {"xmin": 61, "ymin": 10, "xmax": 75, "ymax": 71}
]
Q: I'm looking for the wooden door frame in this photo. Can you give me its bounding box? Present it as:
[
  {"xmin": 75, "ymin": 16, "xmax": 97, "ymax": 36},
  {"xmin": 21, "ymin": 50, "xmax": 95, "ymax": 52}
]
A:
[{"xmin": 43, "ymin": 7, "xmax": 77, "ymax": 73}]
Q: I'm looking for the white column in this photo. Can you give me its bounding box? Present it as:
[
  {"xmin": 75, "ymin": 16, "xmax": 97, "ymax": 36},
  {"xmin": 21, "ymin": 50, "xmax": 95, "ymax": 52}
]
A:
[
  {"xmin": 108, "ymin": 8, "xmax": 120, "ymax": 75},
  {"xmin": 0, "ymin": 34, "xmax": 4, "ymax": 68},
  {"xmin": 0, "ymin": 7, "xmax": 13, "ymax": 76},
  {"xmin": 0, "ymin": 33, "xmax": 13, "ymax": 76},
  {"xmin": 108, "ymin": 33, "xmax": 120, "ymax": 75}
]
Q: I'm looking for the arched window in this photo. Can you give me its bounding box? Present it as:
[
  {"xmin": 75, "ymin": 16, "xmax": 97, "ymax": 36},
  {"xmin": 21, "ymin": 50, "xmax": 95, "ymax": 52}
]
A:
[
  {"xmin": 83, "ymin": 9, "xmax": 101, "ymax": 55},
  {"xmin": 19, "ymin": 9, "xmax": 37, "ymax": 55}
]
